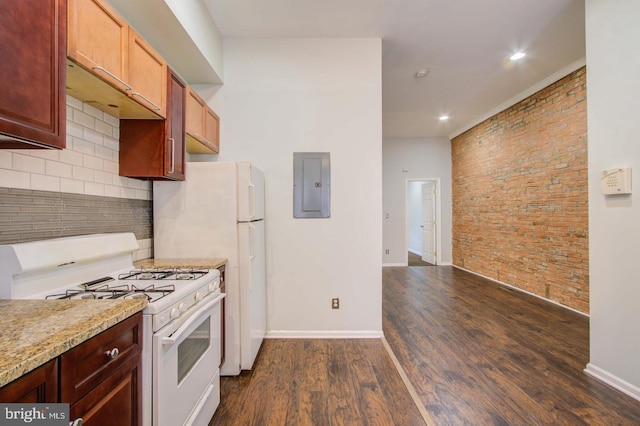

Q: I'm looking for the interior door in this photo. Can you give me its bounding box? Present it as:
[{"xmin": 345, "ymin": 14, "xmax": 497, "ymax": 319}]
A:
[{"xmin": 421, "ymin": 182, "xmax": 437, "ymax": 264}]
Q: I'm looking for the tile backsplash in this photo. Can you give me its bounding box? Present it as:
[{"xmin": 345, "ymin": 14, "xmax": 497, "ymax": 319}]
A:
[{"xmin": 0, "ymin": 96, "xmax": 153, "ymax": 260}]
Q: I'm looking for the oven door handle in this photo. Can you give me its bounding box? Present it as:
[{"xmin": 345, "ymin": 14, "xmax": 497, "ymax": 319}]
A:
[{"xmin": 162, "ymin": 293, "xmax": 226, "ymax": 346}]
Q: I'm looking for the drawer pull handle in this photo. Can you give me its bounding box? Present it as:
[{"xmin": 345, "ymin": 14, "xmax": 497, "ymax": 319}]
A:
[
  {"xmin": 105, "ymin": 348, "xmax": 119, "ymax": 360},
  {"xmin": 70, "ymin": 417, "xmax": 83, "ymax": 426}
]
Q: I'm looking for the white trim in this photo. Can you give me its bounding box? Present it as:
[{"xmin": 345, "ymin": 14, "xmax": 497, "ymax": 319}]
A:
[
  {"xmin": 437, "ymin": 262, "xmax": 453, "ymax": 266},
  {"xmin": 405, "ymin": 178, "xmax": 442, "ymax": 266},
  {"xmin": 453, "ymin": 265, "xmax": 589, "ymax": 317},
  {"xmin": 383, "ymin": 262, "xmax": 407, "ymax": 267},
  {"xmin": 585, "ymin": 363, "xmax": 640, "ymax": 402},
  {"xmin": 449, "ymin": 57, "xmax": 587, "ymax": 139},
  {"xmin": 381, "ymin": 336, "xmax": 437, "ymax": 425},
  {"xmin": 266, "ymin": 330, "xmax": 383, "ymax": 339},
  {"xmin": 408, "ymin": 248, "xmax": 421, "ymax": 256}
]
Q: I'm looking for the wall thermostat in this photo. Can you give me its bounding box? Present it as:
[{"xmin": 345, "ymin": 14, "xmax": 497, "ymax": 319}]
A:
[{"xmin": 601, "ymin": 167, "xmax": 632, "ymax": 195}]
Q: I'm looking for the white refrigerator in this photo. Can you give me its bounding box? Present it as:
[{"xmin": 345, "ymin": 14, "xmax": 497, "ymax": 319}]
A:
[{"xmin": 153, "ymin": 161, "xmax": 266, "ymax": 376}]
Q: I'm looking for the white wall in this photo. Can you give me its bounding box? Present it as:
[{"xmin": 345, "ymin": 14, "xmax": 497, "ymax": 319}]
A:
[
  {"xmin": 382, "ymin": 138, "xmax": 452, "ymax": 266},
  {"xmin": 206, "ymin": 38, "xmax": 382, "ymax": 337},
  {"xmin": 585, "ymin": 0, "xmax": 640, "ymax": 399}
]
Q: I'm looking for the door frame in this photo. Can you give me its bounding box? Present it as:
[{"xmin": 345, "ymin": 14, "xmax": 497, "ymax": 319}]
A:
[{"xmin": 405, "ymin": 178, "xmax": 442, "ymax": 266}]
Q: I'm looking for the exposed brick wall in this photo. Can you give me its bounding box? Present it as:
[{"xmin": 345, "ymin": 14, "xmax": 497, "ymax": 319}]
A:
[{"xmin": 451, "ymin": 67, "xmax": 588, "ymax": 313}]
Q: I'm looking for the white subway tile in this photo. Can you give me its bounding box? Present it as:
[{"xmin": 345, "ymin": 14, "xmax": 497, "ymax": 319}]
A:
[
  {"xmin": 112, "ymin": 127, "xmax": 120, "ymax": 139},
  {"xmin": 59, "ymin": 149, "xmax": 83, "ymax": 166},
  {"xmin": 135, "ymin": 188, "xmax": 151, "ymax": 200},
  {"xmin": 104, "ymin": 135, "xmax": 119, "ymax": 151},
  {"xmin": 73, "ymin": 109, "xmax": 96, "ymax": 129},
  {"xmin": 72, "ymin": 165, "xmax": 94, "ymax": 181},
  {"xmin": 83, "ymin": 155, "xmax": 103, "ymax": 171},
  {"xmin": 83, "ymin": 128, "xmax": 104, "ymax": 145},
  {"xmin": 114, "ymin": 175, "xmax": 129, "ymax": 187},
  {"xmin": 84, "ymin": 182, "xmax": 105, "ymax": 196},
  {"xmin": 0, "ymin": 150, "xmax": 12, "ymax": 168},
  {"xmin": 122, "ymin": 187, "xmax": 138, "ymax": 198},
  {"xmin": 82, "ymin": 103, "xmax": 104, "ymax": 120},
  {"xmin": 66, "ymin": 105, "xmax": 73, "ymax": 120},
  {"xmin": 31, "ymin": 174, "xmax": 60, "ymax": 192},
  {"xmin": 94, "ymin": 119, "xmax": 114, "ymax": 136},
  {"xmin": 95, "ymin": 144, "xmax": 115, "ymax": 161},
  {"xmin": 28, "ymin": 149, "xmax": 59, "ymax": 161},
  {"xmin": 60, "ymin": 178, "xmax": 84, "ymax": 194},
  {"xmin": 66, "ymin": 95, "xmax": 84, "ymax": 110},
  {"xmin": 104, "ymin": 184, "xmax": 123, "ymax": 198},
  {"xmin": 103, "ymin": 112, "xmax": 119, "ymax": 127},
  {"xmin": 73, "ymin": 138, "xmax": 95, "ymax": 156},
  {"xmin": 13, "ymin": 153, "xmax": 45, "ymax": 174},
  {"xmin": 45, "ymin": 160, "xmax": 73, "ymax": 178},
  {"xmin": 104, "ymin": 159, "xmax": 118, "ymax": 175},
  {"xmin": 67, "ymin": 121, "xmax": 84, "ymax": 138},
  {"xmin": 0, "ymin": 169, "xmax": 30, "ymax": 189},
  {"xmin": 94, "ymin": 170, "xmax": 112, "ymax": 184}
]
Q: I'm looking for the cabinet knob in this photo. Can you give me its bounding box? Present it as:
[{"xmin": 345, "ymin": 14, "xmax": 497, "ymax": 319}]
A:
[{"xmin": 105, "ymin": 347, "xmax": 119, "ymax": 360}]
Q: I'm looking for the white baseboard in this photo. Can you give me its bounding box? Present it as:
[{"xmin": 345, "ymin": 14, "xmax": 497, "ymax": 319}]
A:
[
  {"xmin": 266, "ymin": 330, "xmax": 383, "ymax": 339},
  {"xmin": 585, "ymin": 363, "xmax": 640, "ymax": 402},
  {"xmin": 452, "ymin": 265, "xmax": 588, "ymax": 317},
  {"xmin": 383, "ymin": 262, "xmax": 407, "ymax": 267},
  {"xmin": 438, "ymin": 261, "xmax": 452, "ymax": 266}
]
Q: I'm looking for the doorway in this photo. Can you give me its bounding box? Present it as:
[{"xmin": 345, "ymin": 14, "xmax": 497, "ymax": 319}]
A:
[{"xmin": 406, "ymin": 179, "xmax": 440, "ymax": 266}]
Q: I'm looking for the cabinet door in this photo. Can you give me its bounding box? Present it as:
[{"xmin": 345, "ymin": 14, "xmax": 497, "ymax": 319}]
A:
[
  {"xmin": 166, "ymin": 71, "xmax": 186, "ymax": 179},
  {"xmin": 67, "ymin": 0, "xmax": 129, "ymax": 93},
  {"xmin": 186, "ymin": 88, "xmax": 205, "ymax": 141},
  {"xmin": 0, "ymin": 0, "xmax": 66, "ymax": 149},
  {"xmin": 69, "ymin": 354, "xmax": 141, "ymax": 426},
  {"xmin": 128, "ymin": 29, "xmax": 167, "ymax": 119},
  {"xmin": 204, "ymin": 107, "xmax": 220, "ymax": 153},
  {"xmin": 119, "ymin": 69, "xmax": 185, "ymax": 180},
  {"xmin": 0, "ymin": 359, "xmax": 58, "ymax": 403}
]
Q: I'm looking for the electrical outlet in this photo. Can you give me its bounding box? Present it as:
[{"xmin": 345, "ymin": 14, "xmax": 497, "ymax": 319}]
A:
[
  {"xmin": 332, "ymin": 298, "xmax": 339, "ymax": 309},
  {"xmin": 385, "ymin": 249, "xmax": 390, "ymax": 254}
]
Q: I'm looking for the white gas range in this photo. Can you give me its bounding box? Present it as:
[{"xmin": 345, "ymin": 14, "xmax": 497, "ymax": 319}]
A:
[{"xmin": 0, "ymin": 232, "xmax": 225, "ymax": 426}]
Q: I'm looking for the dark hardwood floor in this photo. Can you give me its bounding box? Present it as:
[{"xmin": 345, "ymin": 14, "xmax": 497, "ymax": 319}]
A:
[
  {"xmin": 211, "ymin": 339, "xmax": 425, "ymax": 425},
  {"xmin": 383, "ymin": 266, "xmax": 640, "ymax": 425},
  {"xmin": 211, "ymin": 265, "xmax": 640, "ymax": 425},
  {"xmin": 408, "ymin": 251, "xmax": 434, "ymax": 266}
]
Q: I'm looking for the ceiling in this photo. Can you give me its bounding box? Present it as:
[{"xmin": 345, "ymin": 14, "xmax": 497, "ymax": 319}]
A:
[{"xmin": 204, "ymin": 0, "xmax": 585, "ymax": 139}]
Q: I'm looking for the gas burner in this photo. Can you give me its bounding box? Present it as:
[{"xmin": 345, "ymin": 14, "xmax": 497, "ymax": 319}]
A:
[{"xmin": 118, "ymin": 269, "xmax": 176, "ymax": 281}]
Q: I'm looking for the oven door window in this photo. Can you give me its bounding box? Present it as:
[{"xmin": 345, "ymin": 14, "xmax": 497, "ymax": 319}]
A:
[{"xmin": 177, "ymin": 318, "xmax": 211, "ymax": 384}]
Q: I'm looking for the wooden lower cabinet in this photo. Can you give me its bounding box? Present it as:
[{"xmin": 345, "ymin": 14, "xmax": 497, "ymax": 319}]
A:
[
  {"xmin": 62, "ymin": 313, "xmax": 142, "ymax": 426},
  {"xmin": 0, "ymin": 313, "xmax": 142, "ymax": 426},
  {"xmin": 0, "ymin": 359, "xmax": 58, "ymax": 403}
]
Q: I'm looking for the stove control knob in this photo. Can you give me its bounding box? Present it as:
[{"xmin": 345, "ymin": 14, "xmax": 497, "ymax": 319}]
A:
[
  {"xmin": 208, "ymin": 283, "xmax": 215, "ymax": 292},
  {"xmin": 179, "ymin": 302, "xmax": 185, "ymax": 313},
  {"xmin": 170, "ymin": 307, "xmax": 180, "ymax": 319},
  {"xmin": 194, "ymin": 291, "xmax": 203, "ymax": 301}
]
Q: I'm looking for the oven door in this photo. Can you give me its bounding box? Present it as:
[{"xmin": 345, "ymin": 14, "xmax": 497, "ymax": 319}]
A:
[{"xmin": 153, "ymin": 292, "xmax": 225, "ymax": 426}]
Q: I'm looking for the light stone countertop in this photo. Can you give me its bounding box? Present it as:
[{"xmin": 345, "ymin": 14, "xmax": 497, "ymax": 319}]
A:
[
  {"xmin": 0, "ymin": 298, "xmax": 147, "ymax": 388},
  {"xmin": 134, "ymin": 258, "xmax": 227, "ymax": 270}
]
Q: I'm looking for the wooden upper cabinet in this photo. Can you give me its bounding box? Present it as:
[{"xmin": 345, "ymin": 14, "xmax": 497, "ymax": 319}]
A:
[
  {"xmin": 66, "ymin": 0, "xmax": 167, "ymax": 119},
  {"xmin": 186, "ymin": 87, "xmax": 220, "ymax": 154},
  {"xmin": 128, "ymin": 29, "xmax": 167, "ymax": 118},
  {"xmin": 119, "ymin": 69, "xmax": 186, "ymax": 181},
  {"xmin": 67, "ymin": 0, "xmax": 128, "ymax": 92},
  {"xmin": 0, "ymin": 0, "xmax": 66, "ymax": 149}
]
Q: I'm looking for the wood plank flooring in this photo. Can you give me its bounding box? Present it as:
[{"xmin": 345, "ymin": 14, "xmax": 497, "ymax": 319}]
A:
[
  {"xmin": 211, "ymin": 265, "xmax": 640, "ymax": 425},
  {"xmin": 210, "ymin": 339, "xmax": 425, "ymax": 425},
  {"xmin": 383, "ymin": 266, "xmax": 640, "ymax": 425}
]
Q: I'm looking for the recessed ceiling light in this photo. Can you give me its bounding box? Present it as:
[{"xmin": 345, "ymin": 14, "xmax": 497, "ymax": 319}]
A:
[
  {"xmin": 415, "ymin": 68, "xmax": 429, "ymax": 78},
  {"xmin": 510, "ymin": 52, "xmax": 526, "ymax": 61},
  {"xmin": 439, "ymin": 115, "xmax": 449, "ymax": 121}
]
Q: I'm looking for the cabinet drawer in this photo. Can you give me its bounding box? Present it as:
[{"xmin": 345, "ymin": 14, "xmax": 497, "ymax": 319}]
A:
[{"xmin": 61, "ymin": 313, "xmax": 142, "ymax": 404}]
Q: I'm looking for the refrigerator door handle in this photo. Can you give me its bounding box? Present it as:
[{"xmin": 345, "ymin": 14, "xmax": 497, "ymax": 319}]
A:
[
  {"xmin": 249, "ymin": 223, "xmax": 256, "ymax": 261},
  {"xmin": 248, "ymin": 183, "xmax": 256, "ymax": 220}
]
